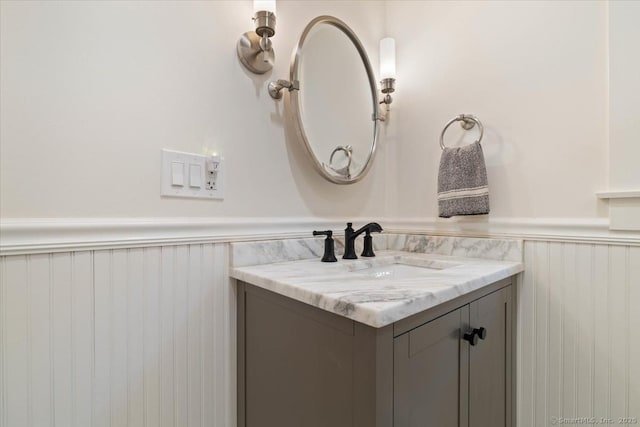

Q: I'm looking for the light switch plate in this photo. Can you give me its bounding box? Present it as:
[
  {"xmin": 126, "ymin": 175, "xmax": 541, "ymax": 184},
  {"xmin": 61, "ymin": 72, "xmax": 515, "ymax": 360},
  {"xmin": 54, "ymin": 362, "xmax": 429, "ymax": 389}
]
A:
[{"xmin": 161, "ymin": 149, "xmax": 224, "ymax": 200}]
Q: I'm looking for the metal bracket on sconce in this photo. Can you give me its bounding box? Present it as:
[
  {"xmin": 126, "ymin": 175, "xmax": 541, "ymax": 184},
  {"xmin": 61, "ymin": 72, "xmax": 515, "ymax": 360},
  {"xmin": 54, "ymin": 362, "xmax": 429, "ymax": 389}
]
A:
[
  {"xmin": 237, "ymin": 10, "xmax": 277, "ymax": 74},
  {"xmin": 268, "ymin": 79, "xmax": 300, "ymax": 99},
  {"xmin": 379, "ymin": 77, "xmax": 395, "ymax": 105},
  {"xmin": 376, "ymin": 77, "xmax": 396, "ymax": 122}
]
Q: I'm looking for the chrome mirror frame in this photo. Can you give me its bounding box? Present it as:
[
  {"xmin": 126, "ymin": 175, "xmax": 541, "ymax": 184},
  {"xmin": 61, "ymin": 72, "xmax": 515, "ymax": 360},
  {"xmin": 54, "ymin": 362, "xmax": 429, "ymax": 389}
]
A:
[{"xmin": 271, "ymin": 16, "xmax": 380, "ymax": 185}]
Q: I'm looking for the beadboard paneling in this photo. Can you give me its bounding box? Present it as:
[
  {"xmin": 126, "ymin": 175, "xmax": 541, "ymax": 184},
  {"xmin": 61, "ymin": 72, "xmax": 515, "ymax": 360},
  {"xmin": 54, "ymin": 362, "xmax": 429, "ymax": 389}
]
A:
[
  {"xmin": 0, "ymin": 243, "xmax": 233, "ymax": 427},
  {"xmin": 518, "ymin": 242, "xmax": 640, "ymax": 427},
  {"xmin": 3, "ymin": 237, "xmax": 640, "ymax": 427}
]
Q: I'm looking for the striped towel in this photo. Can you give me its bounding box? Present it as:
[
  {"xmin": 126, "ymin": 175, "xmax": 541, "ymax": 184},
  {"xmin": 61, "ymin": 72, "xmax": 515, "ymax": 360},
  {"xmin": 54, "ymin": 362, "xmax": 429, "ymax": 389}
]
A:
[{"xmin": 437, "ymin": 141, "xmax": 490, "ymax": 218}]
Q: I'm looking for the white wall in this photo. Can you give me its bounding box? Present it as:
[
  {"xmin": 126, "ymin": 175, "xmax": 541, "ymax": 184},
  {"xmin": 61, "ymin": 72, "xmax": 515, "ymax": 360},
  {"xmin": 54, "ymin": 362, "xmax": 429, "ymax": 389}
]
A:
[
  {"xmin": 609, "ymin": 1, "xmax": 640, "ymax": 190},
  {"xmin": 0, "ymin": 1, "xmax": 387, "ymax": 219},
  {"xmin": 385, "ymin": 0, "xmax": 609, "ymax": 220},
  {"xmin": 0, "ymin": 0, "xmax": 622, "ymax": 223},
  {"xmin": 605, "ymin": 1, "xmax": 640, "ymax": 230}
]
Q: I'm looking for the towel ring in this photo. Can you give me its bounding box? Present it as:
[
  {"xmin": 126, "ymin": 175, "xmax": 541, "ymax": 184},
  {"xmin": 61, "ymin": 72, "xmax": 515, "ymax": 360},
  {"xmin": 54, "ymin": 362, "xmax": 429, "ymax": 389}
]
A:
[
  {"xmin": 440, "ymin": 114, "xmax": 484, "ymax": 150},
  {"xmin": 328, "ymin": 145, "xmax": 353, "ymax": 178}
]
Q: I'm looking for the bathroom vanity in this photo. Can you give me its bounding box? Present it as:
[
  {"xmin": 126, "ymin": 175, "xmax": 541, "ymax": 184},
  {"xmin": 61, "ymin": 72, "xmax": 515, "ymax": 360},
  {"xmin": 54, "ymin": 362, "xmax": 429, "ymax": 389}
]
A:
[{"xmin": 231, "ymin": 235, "xmax": 523, "ymax": 427}]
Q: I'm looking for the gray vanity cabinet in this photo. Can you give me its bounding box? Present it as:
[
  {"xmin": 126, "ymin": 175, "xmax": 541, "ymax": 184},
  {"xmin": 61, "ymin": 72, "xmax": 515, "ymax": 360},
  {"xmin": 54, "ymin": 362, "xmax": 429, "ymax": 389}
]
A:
[
  {"xmin": 393, "ymin": 286, "xmax": 513, "ymax": 427},
  {"xmin": 237, "ymin": 278, "xmax": 515, "ymax": 427}
]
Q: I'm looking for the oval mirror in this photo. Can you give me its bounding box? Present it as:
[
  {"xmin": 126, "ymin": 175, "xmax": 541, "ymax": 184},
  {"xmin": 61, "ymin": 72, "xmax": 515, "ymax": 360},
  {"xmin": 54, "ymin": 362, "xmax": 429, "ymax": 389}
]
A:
[{"xmin": 287, "ymin": 16, "xmax": 379, "ymax": 184}]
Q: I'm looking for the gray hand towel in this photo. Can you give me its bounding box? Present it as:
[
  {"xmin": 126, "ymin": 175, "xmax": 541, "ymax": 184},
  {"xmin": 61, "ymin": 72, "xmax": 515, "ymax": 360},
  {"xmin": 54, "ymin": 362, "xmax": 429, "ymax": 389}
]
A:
[{"xmin": 437, "ymin": 141, "xmax": 490, "ymax": 218}]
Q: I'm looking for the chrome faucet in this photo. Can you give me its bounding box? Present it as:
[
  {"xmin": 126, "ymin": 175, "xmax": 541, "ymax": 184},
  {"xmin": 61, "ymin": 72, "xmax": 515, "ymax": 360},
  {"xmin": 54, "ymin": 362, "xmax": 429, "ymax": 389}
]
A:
[{"xmin": 343, "ymin": 222, "xmax": 383, "ymax": 259}]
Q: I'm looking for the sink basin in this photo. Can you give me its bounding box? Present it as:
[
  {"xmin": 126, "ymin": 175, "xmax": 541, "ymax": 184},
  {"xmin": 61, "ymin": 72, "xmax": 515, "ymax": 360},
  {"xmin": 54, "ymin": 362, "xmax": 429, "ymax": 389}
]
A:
[{"xmin": 350, "ymin": 256, "xmax": 461, "ymax": 280}]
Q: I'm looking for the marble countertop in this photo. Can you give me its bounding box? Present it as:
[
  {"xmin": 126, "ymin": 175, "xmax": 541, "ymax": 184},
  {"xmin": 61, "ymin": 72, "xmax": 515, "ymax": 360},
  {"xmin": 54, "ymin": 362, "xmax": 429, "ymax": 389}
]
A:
[{"xmin": 231, "ymin": 236, "xmax": 523, "ymax": 328}]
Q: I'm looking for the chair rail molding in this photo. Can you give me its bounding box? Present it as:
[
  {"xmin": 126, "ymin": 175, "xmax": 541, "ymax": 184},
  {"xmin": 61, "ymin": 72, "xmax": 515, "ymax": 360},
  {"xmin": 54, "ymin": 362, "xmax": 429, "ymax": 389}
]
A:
[
  {"xmin": 0, "ymin": 217, "xmax": 354, "ymax": 255},
  {"xmin": 2, "ymin": 216, "xmax": 639, "ymax": 255}
]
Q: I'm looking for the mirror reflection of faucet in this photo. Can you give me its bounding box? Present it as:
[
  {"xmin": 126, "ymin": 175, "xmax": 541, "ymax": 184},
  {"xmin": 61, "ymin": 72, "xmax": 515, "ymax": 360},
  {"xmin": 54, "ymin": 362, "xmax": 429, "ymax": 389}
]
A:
[{"xmin": 327, "ymin": 145, "xmax": 353, "ymax": 178}]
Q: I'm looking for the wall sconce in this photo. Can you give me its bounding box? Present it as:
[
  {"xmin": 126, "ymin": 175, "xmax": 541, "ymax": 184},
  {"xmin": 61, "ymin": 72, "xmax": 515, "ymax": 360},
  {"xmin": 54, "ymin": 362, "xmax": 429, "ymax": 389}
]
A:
[
  {"xmin": 236, "ymin": 0, "xmax": 277, "ymax": 74},
  {"xmin": 379, "ymin": 37, "xmax": 396, "ymax": 105}
]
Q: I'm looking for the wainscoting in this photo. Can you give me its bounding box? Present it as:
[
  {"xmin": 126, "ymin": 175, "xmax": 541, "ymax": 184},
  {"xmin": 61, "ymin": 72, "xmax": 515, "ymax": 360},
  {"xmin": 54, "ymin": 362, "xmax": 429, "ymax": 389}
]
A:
[
  {"xmin": 518, "ymin": 242, "xmax": 640, "ymax": 427},
  {"xmin": 1, "ymin": 220, "xmax": 639, "ymax": 427},
  {"xmin": 0, "ymin": 243, "xmax": 234, "ymax": 427}
]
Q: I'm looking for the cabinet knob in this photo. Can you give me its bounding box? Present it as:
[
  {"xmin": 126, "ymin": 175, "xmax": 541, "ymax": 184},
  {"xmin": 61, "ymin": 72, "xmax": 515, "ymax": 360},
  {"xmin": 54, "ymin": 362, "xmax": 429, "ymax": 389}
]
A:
[
  {"xmin": 474, "ymin": 327, "xmax": 487, "ymax": 340},
  {"xmin": 463, "ymin": 331, "xmax": 479, "ymax": 346},
  {"xmin": 463, "ymin": 327, "xmax": 486, "ymax": 345}
]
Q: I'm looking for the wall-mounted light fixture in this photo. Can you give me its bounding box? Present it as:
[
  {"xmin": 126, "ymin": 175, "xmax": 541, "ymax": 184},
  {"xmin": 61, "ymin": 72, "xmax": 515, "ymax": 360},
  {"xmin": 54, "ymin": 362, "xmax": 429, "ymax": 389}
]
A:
[
  {"xmin": 236, "ymin": 0, "xmax": 277, "ymax": 74},
  {"xmin": 379, "ymin": 37, "xmax": 396, "ymax": 105}
]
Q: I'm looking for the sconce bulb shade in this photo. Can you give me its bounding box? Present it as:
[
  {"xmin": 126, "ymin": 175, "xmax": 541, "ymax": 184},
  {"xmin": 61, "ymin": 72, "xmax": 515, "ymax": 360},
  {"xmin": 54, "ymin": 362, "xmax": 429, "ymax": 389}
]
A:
[
  {"xmin": 253, "ymin": 0, "xmax": 276, "ymax": 15},
  {"xmin": 379, "ymin": 37, "xmax": 396, "ymax": 80}
]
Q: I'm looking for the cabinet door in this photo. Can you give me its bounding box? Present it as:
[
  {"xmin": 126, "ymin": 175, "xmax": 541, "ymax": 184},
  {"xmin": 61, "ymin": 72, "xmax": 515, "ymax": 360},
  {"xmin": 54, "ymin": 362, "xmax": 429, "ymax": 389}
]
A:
[
  {"xmin": 394, "ymin": 307, "xmax": 469, "ymax": 427},
  {"xmin": 468, "ymin": 287, "xmax": 512, "ymax": 427}
]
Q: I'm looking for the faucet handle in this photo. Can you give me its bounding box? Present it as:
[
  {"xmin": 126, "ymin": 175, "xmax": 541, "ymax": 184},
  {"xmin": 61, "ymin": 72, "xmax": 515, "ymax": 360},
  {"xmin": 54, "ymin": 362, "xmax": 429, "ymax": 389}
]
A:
[
  {"xmin": 361, "ymin": 230, "xmax": 376, "ymax": 257},
  {"xmin": 312, "ymin": 230, "xmax": 337, "ymax": 262}
]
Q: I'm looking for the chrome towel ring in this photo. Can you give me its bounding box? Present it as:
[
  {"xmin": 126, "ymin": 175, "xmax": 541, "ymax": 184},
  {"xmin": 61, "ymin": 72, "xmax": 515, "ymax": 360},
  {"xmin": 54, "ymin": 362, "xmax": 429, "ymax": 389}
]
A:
[
  {"xmin": 328, "ymin": 145, "xmax": 353, "ymax": 178},
  {"xmin": 440, "ymin": 114, "xmax": 484, "ymax": 150}
]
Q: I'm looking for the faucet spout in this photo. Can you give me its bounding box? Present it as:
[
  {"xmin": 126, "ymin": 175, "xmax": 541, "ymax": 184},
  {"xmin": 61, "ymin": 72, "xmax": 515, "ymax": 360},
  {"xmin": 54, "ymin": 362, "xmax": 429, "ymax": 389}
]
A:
[
  {"xmin": 343, "ymin": 222, "xmax": 383, "ymax": 259},
  {"xmin": 353, "ymin": 222, "xmax": 383, "ymax": 236}
]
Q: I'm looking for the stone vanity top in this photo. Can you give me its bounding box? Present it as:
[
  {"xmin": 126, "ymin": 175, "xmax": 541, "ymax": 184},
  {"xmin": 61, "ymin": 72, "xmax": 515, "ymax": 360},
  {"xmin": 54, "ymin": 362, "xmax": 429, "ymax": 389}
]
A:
[{"xmin": 230, "ymin": 234, "xmax": 524, "ymax": 328}]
